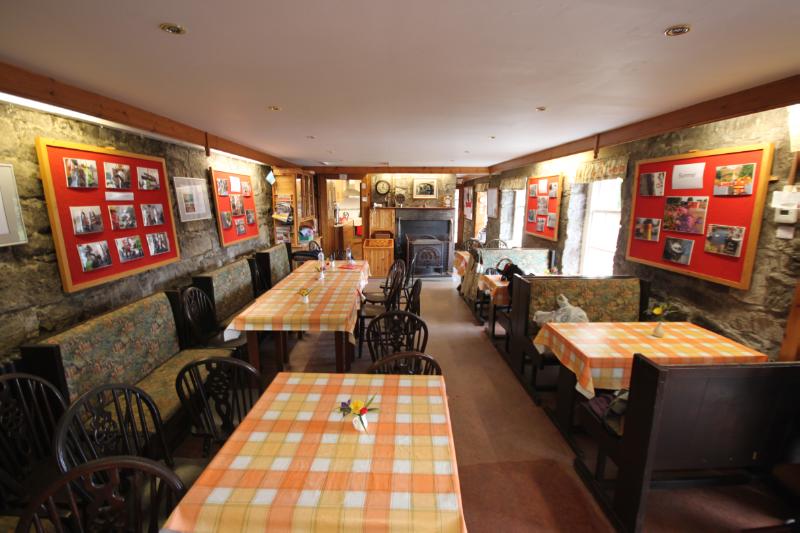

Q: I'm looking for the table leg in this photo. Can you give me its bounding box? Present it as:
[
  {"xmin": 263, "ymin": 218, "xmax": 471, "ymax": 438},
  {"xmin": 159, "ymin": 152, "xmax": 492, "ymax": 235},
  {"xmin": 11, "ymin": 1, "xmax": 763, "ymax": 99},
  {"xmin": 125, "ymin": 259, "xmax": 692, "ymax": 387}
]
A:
[
  {"xmin": 345, "ymin": 335, "xmax": 354, "ymax": 371},
  {"xmin": 274, "ymin": 331, "xmax": 286, "ymax": 372},
  {"xmin": 246, "ymin": 331, "xmax": 260, "ymax": 374},
  {"xmin": 555, "ymin": 365, "xmax": 577, "ymax": 436},
  {"xmin": 334, "ymin": 331, "xmax": 346, "ymax": 373},
  {"xmin": 488, "ymin": 302, "xmax": 497, "ymax": 338}
]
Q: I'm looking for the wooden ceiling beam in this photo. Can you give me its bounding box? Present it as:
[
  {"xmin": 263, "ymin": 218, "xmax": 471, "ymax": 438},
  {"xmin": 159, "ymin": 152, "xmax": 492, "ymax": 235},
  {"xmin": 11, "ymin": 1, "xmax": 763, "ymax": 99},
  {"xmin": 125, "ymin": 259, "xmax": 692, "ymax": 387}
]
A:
[
  {"xmin": 303, "ymin": 166, "xmax": 490, "ymax": 174},
  {"xmin": 0, "ymin": 61, "xmax": 295, "ymax": 168},
  {"xmin": 489, "ymin": 74, "xmax": 800, "ymax": 175}
]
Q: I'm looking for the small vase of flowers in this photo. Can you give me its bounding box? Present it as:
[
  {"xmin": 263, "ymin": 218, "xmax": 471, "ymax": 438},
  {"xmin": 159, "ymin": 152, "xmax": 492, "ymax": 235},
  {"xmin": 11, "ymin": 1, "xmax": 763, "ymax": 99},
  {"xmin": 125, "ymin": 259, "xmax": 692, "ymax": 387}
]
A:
[
  {"xmin": 649, "ymin": 303, "xmax": 671, "ymax": 338},
  {"xmin": 298, "ymin": 288, "xmax": 311, "ymax": 304},
  {"xmin": 337, "ymin": 396, "xmax": 379, "ymax": 433}
]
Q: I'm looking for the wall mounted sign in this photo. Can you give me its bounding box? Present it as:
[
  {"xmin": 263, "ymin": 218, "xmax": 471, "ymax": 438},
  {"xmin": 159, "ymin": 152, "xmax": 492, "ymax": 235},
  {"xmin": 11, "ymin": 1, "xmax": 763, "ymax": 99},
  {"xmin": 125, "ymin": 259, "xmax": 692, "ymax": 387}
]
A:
[
  {"xmin": 626, "ymin": 143, "xmax": 774, "ymax": 290},
  {"xmin": 210, "ymin": 168, "xmax": 259, "ymax": 246},
  {"xmin": 524, "ymin": 175, "xmax": 562, "ymax": 241},
  {"xmin": 464, "ymin": 186, "xmax": 473, "ymax": 220},
  {"xmin": 35, "ymin": 138, "xmax": 180, "ymax": 293},
  {"xmin": 0, "ymin": 163, "xmax": 28, "ymax": 248},
  {"xmin": 174, "ymin": 176, "xmax": 212, "ymax": 222}
]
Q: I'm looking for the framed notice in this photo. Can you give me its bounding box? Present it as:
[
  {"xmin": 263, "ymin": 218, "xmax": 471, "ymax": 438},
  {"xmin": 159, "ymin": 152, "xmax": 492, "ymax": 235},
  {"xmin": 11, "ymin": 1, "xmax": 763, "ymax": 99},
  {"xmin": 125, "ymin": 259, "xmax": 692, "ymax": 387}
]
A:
[
  {"xmin": 174, "ymin": 176, "xmax": 212, "ymax": 222},
  {"xmin": 0, "ymin": 164, "xmax": 28, "ymax": 247},
  {"xmin": 35, "ymin": 138, "xmax": 180, "ymax": 293},
  {"xmin": 524, "ymin": 175, "xmax": 562, "ymax": 241},
  {"xmin": 626, "ymin": 143, "xmax": 774, "ymax": 290},
  {"xmin": 210, "ymin": 168, "xmax": 259, "ymax": 246}
]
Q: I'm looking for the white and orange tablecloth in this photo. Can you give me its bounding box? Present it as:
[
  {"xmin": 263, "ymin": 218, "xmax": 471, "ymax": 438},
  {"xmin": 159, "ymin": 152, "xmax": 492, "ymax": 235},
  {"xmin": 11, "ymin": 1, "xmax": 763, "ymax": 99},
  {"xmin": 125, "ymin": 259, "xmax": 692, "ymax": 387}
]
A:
[
  {"xmin": 533, "ymin": 322, "xmax": 768, "ymax": 398},
  {"xmin": 477, "ymin": 274, "xmax": 510, "ymax": 306},
  {"xmin": 453, "ymin": 251, "xmax": 470, "ymax": 277},
  {"xmin": 271, "ymin": 271, "xmax": 367, "ymax": 293},
  {"xmin": 163, "ymin": 372, "xmax": 466, "ymax": 533}
]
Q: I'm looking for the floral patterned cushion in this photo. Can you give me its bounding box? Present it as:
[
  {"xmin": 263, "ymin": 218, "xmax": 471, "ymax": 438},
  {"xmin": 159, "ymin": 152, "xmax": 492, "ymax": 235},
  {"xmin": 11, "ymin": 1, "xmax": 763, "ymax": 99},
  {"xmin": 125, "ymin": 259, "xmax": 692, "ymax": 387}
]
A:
[
  {"xmin": 528, "ymin": 277, "xmax": 641, "ymax": 326},
  {"xmin": 263, "ymin": 244, "xmax": 291, "ymax": 286},
  {"xmin": 42, "ymin": 293, "xmax": 181, "ymax": 401},
  {"xmin": 135, "ymin": 347, "xmax": 232, "ymax": 420},
  {"xmin": 460, "ymin": 248, "xmax": 552, "ymax": 305},
  {"xmin": 205, "ymin": 259, "xmax": 255, "ymax": 323},
  {"xmin": 459, "ymin": 254, "xmax": 481, "ymax": 304}
]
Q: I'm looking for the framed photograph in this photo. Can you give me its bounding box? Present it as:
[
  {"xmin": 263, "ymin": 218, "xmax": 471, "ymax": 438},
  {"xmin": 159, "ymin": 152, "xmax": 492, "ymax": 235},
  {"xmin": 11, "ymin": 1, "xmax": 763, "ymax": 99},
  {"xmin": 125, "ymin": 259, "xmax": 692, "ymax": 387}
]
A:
[
  {"xmin": 705, "ymin": 224, "xmax": 745, "ymax": 257},
  {"xmin": 64, "ymin": 158, "xmax": 98, "ymax": 188},
  {"xmin": 230, "ymin": 194, "xmax": 245, "ymax": 216},
  {"xmin": 137, "ymin": 167, "xmax": 160, "ymax": 190},
  {"xmin": 639, "ymin": 171, "xmax": 665, "ymax": 196},
  {"xmin": 546, "ymin": 213, "xmax": 557, "ymax": 228},
  {"xmin": 77, "ymin": 241, "xmax": 112, "ymax": 272},
  {"xmin": 242, "ymin": 182, "xmax": 252, "ymax": 197},
  {"xmin": 141, "ymin": 204, "xmax": 165, "ymax": 226},
  {"xmin": 108, "ymin": 205, "xmax": 137, "ymax": 230},
  {"xmin": 70, "ymin": 206, "xmax": 104, "ymax": 235},
  {"xmin": 536, "ymin": 217, "xmax": 546, "ymax": 232},
  {"xmin": 714, "ymin": 163, "xmax": 755, "ymax": 196},
  {"xmin": 525, "ymin": 175, "xmax": 562, "ymax": 241},
  {"xmin": 662, "ymin": 237, "xmax": 694, "ymax": 265},
  {"xmin": 634, "ymin": 217, "xmax": 661, "ymax": 242},
  {"xmin": 0, "ymin": 164, "xmax": 28, "ymax": 247},
  {"xmin": 220, "ymin": 211, "xmax": 233, "ymax": 229},
  {"xmin": 235, "ymin": 218, "xmax": 246, "ymax": 235},
  {"xmin": 146, "ymin": 232, "xmax": 170, "ymax": 256},
  {"xmin": 115, "ymin": 235, "xmax": 145, "ymax": 263},
  {"xmin": 548, "ymin": 183, "xmax": 558, "ymax": 198},
  {"xmin": 174, "ymin": 176, "xmax": 212, "ymax": 222},
  {"xmin": 536, "ymin": 196, "xmax": 548, "ymax": 215},
  {"xmin": 528, "ymin": 183, "xmax": 537, "ymax": 197},
  {"xmin": 487, "ymin": 188, "xmax": 499, "ymax": 218},
  {"xmin": 413, "ymin": 178, "xmax": 437, "ymax": 199},
  {"xmin": 216, "ymin": 178, "xmax": 229, "ymax": 197},
  {"xmin": 103, "ymin": 163, "xmax": 131, "ymax": 190},
  {"xmin": 527, "ymin": 209, "xmax": 535, "ymax": 222},
  {"xmin": 246, "ymin": 209, "xmax": 256, "ymax": 224},
  {"xmin": 663, "ymin": 196, "xmax": 708, "ymax": 234}
]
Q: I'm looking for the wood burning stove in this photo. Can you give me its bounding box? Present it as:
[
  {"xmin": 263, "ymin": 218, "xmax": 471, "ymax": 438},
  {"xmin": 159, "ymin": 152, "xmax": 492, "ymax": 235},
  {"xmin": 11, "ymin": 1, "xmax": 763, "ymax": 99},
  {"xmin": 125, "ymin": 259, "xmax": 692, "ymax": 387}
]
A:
[{"xmin": 406, "ymin": 234, "xmax": 446, "ymax": 275}]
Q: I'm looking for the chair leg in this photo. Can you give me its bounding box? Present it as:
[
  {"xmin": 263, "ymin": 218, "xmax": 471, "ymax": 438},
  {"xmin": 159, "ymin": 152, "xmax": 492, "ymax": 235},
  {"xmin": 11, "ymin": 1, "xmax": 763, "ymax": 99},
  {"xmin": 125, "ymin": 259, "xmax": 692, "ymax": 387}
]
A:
[{"xmin": 358, "ymin": 313, "xmax": 365, "ymax": 359}]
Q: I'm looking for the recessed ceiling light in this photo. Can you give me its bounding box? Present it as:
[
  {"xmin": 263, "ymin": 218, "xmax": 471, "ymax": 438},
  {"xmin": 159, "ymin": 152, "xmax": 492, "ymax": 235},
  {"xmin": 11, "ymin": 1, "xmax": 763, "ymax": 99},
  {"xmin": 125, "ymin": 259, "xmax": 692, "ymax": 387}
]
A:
[
  {"xmin": 664, "ymin": 24, "xmax": 691, "ymax": 37},
  {"xmin": 159, "ymin": 23, "xmax": 186, "ymax": 35},
  {"xmin": 306, "ymin": 135, "xmax": 315, "ymax": 139},
  {"xmin": 535, "ymin": 106, "xmax": 547, "ymax": 112},
  {"xmin": 464, "ymin": 150, "xmax": 470, "ymax": 154},
  {"xmin": 489, "ymin": 135, "xmax": 496, "ymax": 140},
  {"xmin": 266, "ymin": 105, "xmax": 282, "ymax": 112}
]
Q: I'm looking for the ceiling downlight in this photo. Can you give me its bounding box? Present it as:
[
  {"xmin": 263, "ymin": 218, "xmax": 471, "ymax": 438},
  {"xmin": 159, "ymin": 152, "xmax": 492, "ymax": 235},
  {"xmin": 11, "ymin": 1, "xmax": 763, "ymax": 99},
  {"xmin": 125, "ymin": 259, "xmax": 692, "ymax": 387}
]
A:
[
  {"xmin": 159, "ymin": 23, "xmax": 186, "ymax": 35},
  {"xmin": 664, "ymin": 24, "xmax": 691, "ymax": 37}
]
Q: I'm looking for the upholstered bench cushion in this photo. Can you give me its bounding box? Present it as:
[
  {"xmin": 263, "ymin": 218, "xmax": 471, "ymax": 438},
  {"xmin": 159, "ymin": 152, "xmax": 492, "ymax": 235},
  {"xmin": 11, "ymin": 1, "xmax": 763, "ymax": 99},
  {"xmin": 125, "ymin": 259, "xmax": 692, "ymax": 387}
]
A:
[
  {"xmin": 460, "ymin": 248, "xmax": 551, "ymax": 305},
  {"xmin": 202, "ymin": 259, "xmax": 255, "ymax": 324},
  {"xmin": 528, "ymin": 277, "xmax": 641, "ymax": 324},
  {"xmin": 42, "ymin": 293, "xmax": 180, "ymax": 401},
  {"xmin": 262, "ymin": 243, "xmax": 291, "ymax": 286},
  {"xmin": 135, "ymin": 347, "xmax": 233, "ymax": 420}
]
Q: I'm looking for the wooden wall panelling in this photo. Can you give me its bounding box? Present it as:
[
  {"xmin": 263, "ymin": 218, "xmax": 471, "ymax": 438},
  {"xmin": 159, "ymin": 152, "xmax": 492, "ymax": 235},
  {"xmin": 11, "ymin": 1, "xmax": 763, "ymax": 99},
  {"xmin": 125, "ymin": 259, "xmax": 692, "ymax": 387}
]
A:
[{"xmin": 369, "ymin": 208, "xmax": 395, "ymax": 237}]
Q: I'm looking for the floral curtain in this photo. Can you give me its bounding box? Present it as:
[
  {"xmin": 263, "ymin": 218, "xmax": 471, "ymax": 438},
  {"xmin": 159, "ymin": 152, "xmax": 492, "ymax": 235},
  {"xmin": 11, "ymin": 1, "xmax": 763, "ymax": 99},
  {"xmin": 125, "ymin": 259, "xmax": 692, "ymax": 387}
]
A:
[
  {"xmin": 574, "ymin": 156, "xmax": 629, "ymax": 184},
  {"xmin": 498, "ymin": 176, "xmax": 527, "ymax": 190}
]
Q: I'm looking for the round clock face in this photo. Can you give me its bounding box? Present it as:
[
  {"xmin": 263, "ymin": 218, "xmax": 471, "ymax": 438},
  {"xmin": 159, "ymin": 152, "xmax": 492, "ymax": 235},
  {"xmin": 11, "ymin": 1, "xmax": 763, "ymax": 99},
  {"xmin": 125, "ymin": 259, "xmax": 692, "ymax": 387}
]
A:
[{"xmin": 375, "ymin": 180, "xmax": 390, "ymax": 195}]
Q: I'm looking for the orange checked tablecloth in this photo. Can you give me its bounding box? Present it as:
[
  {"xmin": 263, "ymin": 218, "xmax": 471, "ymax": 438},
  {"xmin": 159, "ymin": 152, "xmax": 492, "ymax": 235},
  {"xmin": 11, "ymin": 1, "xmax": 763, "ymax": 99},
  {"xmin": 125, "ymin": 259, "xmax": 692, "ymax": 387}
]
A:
[
  {"xmin": 453, "ymin": 251, "xmax": 470, "ymax": 277},
  {"xmin": 477, "ymin": 274, "xmax": 509, "ymax": 306},
  {"xmin": 163, "ymin": 372, "xmax": 466, "ymax": 533},
  {"xmin": 271, "ymin": 272, "xmax": 367, "ymax": 293},
  {"xmin": 294, "ymin": 259, "xmax": 371, "ymax": 284},
  {"xmin": 533, "ymin": 322, "xmax": 768, "ymax": 398}
]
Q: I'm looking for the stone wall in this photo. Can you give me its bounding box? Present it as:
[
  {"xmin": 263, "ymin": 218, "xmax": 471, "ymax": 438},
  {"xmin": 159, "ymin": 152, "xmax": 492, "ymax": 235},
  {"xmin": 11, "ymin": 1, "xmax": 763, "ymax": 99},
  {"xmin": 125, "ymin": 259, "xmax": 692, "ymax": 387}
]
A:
[
  {"xmin": 0, "ymin": 102, "xmax": 274, "ymax": 358},
  {"xmin": 456, "ymin": 107, "xmax": 798, "ymax": 357},
  {"xmin": 370, "ymin": 173, "xmax": 456, "ymax": 208}
]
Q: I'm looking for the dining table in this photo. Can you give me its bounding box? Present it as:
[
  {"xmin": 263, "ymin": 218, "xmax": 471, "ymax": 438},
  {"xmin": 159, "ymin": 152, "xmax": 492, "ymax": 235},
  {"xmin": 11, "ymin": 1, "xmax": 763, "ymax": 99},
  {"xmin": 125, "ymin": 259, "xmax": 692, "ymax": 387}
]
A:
[
  {"xmin": 532, "ymin": 321, "xmax": 768, "ymax": 439},
  {"xmin": 231, "ymin": 260, "xmax": 371, "ymax": 374},
  {"xmin": 162, "ymin": 372, "xmax": 467, "ymax": 532}
]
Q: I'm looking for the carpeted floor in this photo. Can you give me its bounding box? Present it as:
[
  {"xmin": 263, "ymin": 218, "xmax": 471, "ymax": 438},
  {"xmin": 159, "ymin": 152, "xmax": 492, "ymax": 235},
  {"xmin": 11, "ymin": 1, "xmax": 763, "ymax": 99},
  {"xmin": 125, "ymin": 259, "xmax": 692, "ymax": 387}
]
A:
[{"xmin": 241, "ymin": 277, "xmax": 793, "ymax": 532}]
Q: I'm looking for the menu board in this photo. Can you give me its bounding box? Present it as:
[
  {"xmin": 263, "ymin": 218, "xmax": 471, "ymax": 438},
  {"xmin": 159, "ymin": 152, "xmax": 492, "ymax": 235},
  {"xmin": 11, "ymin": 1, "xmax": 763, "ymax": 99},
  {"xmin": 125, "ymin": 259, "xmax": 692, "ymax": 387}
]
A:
[
  {"xmin": 210, "ymin": 169, "xmax": 259, "ymax": 246},
  {"xmin": 35, "ymin": 138, "xmax": 180, "ymax": 293},
  {"xmin": 524, "ymin": 175, "xmax": 562, "ymax": 241},
  {"xmin": 626, "ymin": 143, "xmax": 774, "ymax": 290}
]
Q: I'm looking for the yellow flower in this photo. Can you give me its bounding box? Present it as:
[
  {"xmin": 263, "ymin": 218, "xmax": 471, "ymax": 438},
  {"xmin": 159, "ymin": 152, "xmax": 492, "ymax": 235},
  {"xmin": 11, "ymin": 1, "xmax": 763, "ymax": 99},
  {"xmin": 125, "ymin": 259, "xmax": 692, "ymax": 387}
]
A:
[
  {"xmin": 652, "ymin": 306, "xmax": 664, "ymax": 316},
  {"xmin": 298, "ymin": 288, "xmax": 311, "ymax": 297},
  {"xmin": 350, "ymin": 400, "xmax": 364, "ymax": 412}
]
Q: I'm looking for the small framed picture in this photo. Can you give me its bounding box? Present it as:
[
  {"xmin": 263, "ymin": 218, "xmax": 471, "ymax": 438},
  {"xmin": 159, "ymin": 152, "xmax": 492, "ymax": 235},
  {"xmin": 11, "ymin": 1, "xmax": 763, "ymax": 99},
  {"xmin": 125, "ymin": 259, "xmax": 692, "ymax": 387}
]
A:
[
  {"xmin": 528, "ymin": 184, "xmax": 537, "ymax": 197},
  {"xmin": 663, "ymin": 196, "xmax": 708, "ymax": 235},
  {"xmin": 242, "ymin": 182, "xmax": 253, "ymax": 197},
  {"xmin": 141, "ymin": 204, "xmax": 165, "ymax": 226},
  {"xmin": 137, "ymin": 167, "xmax": 160, "ymax": 190},
  {"xmin": 235, "ymin": 218, "xmax": 246, "ymax": 235},
  {"xmin": 246, "ymin": 209, "xmax": 256, "ymax": 224},
  {"xmin": 662, "ymin": 237, "xmax": 694, "ymax": 265},
  {"xmin": 638, "ymin": 172, "xmax": 665, "ymax": 196},
  {"xmin": 70, "ymin": 206, "xmax": 104, "ymax": 234},
  {"xmin": 64, "ymin": 158, "xmax": 98, "ymax": 188},
  {"xmin": 714, "ymin": 163, "xmax": 755, "ymax": 196},
  {"xmin": 77, "ymin": 240, "xmax": 113, "ymax": 272},
  {"xmin": 216, "ymin": 178, "xmax": 229, "ymax": 197},
  {"xmin": 634, "ymin": 217, "xmax": 661, "ymax": 242},
  {"xmin": 546, "ymin": 213, "xmax": 557, "ymax": 228},
  {"xmin": 538, "ymin": 179, "xmax": 548, "ymax": 195},
  {"xmin": 108, "ymin": 204, "xmax": 137, "ymax": 230},
  {"xmin": 527, "ymin": 209, "xmax": 535, "ymax": 222},
  {"xmin": 103, "ymin": 163, "xmax": 132, "ymax": 190},
  {"xmin": 412, "ymin": 178, "xmax": 438, "ymax": 199},
  {"xmin": 174, "ymin": 176, "xmax": 212, "ymax": 222},
  {"xmin": 536, "ymin": 217, "xmax": 546, "ymax": 232},
  {"xmin": 146, "ymin": 232, "xmax": 171, "ymax": 256},
  {"xmin": 115, "ymin": 235, "xmax": 145, "ymax": 263},
  {"xmin": 230, "ymin": 194, "xmax": 244, "ymax": 216},
  {"xmin": 537, "ymin": 196, "xmax": 548, "ymax": 215},
  {"xmin": 548, "ymin": 182, "xmax": 558, "ymax": 198},
  {"xmin": 705, "ymin": 224, "xmax": 745, "ymax": 257},
  {"xmin": 220, "ymin": 211, "xmax": 233, "ymax": 229}
]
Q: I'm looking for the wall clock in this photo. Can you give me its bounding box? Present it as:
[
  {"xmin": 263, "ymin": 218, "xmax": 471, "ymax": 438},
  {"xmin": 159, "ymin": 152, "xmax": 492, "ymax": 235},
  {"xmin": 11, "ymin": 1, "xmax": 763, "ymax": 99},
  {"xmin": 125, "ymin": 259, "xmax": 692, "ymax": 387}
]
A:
[{"xmin": 375, "ymin": 180, "xmax": 391, "ymax": 195}]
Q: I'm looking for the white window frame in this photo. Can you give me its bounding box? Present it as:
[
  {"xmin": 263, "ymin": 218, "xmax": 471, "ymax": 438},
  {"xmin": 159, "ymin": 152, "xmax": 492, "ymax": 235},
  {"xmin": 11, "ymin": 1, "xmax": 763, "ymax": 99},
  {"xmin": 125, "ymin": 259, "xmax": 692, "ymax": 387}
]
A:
[{"xmin": 579, "ymin": 179, "xmax": 622, "ymax": 276}]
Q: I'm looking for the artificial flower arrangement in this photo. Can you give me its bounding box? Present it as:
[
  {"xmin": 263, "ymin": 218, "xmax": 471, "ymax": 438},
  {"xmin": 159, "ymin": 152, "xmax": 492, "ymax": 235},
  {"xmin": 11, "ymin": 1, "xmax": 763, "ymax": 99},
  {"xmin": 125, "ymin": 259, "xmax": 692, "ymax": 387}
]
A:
[
  {"xmin": 648, "ymin": 302, "xmax": 673, "ymax": 338},
  {"xmin": 337, "ymin": 395, "xmax": 379, "ymax": 432}
]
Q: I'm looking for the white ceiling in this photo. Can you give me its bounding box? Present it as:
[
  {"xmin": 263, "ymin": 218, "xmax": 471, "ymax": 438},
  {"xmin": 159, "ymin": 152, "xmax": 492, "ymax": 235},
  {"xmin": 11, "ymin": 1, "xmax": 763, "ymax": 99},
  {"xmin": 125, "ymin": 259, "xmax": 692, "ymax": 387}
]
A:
[{"xmin": 1, "ymin": 0, "xmax": 799, "ymax": 167}]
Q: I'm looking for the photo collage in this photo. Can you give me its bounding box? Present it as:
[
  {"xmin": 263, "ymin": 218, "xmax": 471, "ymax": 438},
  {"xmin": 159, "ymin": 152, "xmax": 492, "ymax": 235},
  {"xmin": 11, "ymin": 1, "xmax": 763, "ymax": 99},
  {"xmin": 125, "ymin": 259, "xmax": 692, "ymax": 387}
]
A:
[
  {"xmin": 62, "ymin": 155, "xmax": 173, "ymax": 273},
  {"xmin": 214, "ymin": 172, "xmax": 257, "ymax": 244},
  {"xmin": 526, "ymin": 176, "xmax": 559, "ymax": 238},
  {"xmin": 634, "ymin": 159, "xmax": 755, "ymax": 267}
]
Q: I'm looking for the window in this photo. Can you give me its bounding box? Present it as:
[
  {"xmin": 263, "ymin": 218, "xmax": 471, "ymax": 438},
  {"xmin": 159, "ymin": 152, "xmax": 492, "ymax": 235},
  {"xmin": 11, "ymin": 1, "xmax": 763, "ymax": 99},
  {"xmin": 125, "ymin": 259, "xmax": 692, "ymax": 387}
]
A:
[
  {"xmin": 474, "ymin": 190, "xmax": 488, "ymax": 242},
  {"xmin": 500, "ymin": 189, "xmax": 527, "ymax": 248},
  {"xmin": 579, "ymin": 178, "xmax": 622, "ymax": 276},
  {"xmin": 510, "ymin": 189, "xmax": 526, "ymax": 248}
]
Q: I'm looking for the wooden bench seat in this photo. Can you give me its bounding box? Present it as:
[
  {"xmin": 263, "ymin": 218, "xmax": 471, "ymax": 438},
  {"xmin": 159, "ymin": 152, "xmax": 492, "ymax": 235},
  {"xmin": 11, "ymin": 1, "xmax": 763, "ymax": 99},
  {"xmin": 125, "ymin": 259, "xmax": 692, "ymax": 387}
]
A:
[{"xmin": 192, "ymin": 257, "xmax": 259, "ymax": 327}]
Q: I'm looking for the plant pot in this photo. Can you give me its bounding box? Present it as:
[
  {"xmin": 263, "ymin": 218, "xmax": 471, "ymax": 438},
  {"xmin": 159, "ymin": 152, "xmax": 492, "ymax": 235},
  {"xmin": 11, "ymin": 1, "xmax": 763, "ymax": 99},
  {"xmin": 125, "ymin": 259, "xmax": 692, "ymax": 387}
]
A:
[
  {"xmin": 352, "ymin": 415, "xmax": 368, "ymax": 433},
  {"xmin": 652, "ymin": 322, "xmax": 665, "ymax": 338}
]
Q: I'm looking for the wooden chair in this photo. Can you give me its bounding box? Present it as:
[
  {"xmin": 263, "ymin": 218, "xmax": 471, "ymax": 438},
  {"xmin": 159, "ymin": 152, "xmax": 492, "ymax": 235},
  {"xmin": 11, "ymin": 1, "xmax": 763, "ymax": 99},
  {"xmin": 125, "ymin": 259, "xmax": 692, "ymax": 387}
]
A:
[
  {"xmin": 16, "ymin": 456, "xmax": 185, "ymax": 533},
  {"xmin": 55, "ymin": 384, "xmax": 173, "ymax": 474},
  {"xmin": 180, "ymin": 286, "xmax": 247, "ymax": 354},
  {"xmin": 368, "ymin": 351, "xmax": 442, "ymax": 375},
  {"xmin": 364, "ymin": 259, "xmax": 406, "ymax": 306},
  {"xmin": 575, "ymin": 354, "xmax": 800, "ymax": 533},
  {"xmin": 405, "ymin": 279, "xmax": 422, "ymax": 316},
  {"xmin": 175, "ymin": 357, "xmax": 266, "ymax": 457},
  {"xmin": 359, "ymin": 261, "xmax": 407, "ymax": 358},
  {"xmin": 0, "ymin": 374, "xmax": 67, "ymax": 513},
  {"xmin": 485, "ymin": 238, "xmax": 509, "ymax": 248},
  {"xmin": 366, "ymin": 311, "xmax": 429, "ymax": 363}
]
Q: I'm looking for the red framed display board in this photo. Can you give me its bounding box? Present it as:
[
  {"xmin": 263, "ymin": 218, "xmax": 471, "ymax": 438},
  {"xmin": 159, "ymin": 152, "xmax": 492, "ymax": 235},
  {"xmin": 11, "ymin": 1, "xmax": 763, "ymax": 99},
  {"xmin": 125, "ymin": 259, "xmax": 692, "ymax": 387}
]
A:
[
  {"xmin": 525, "ymin": 175, "xmax": 562, "ymax": 241},
  {"xmin": 35, "ymin": 138, "xmax": 180, "ymax": 293},
  {"xmin": 625, "ymin": 143, "xmax": 774, "ymax": 290},
  {"xmin": 210, "ymin": 169, "xmax": 259, "ymax": 247}
]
